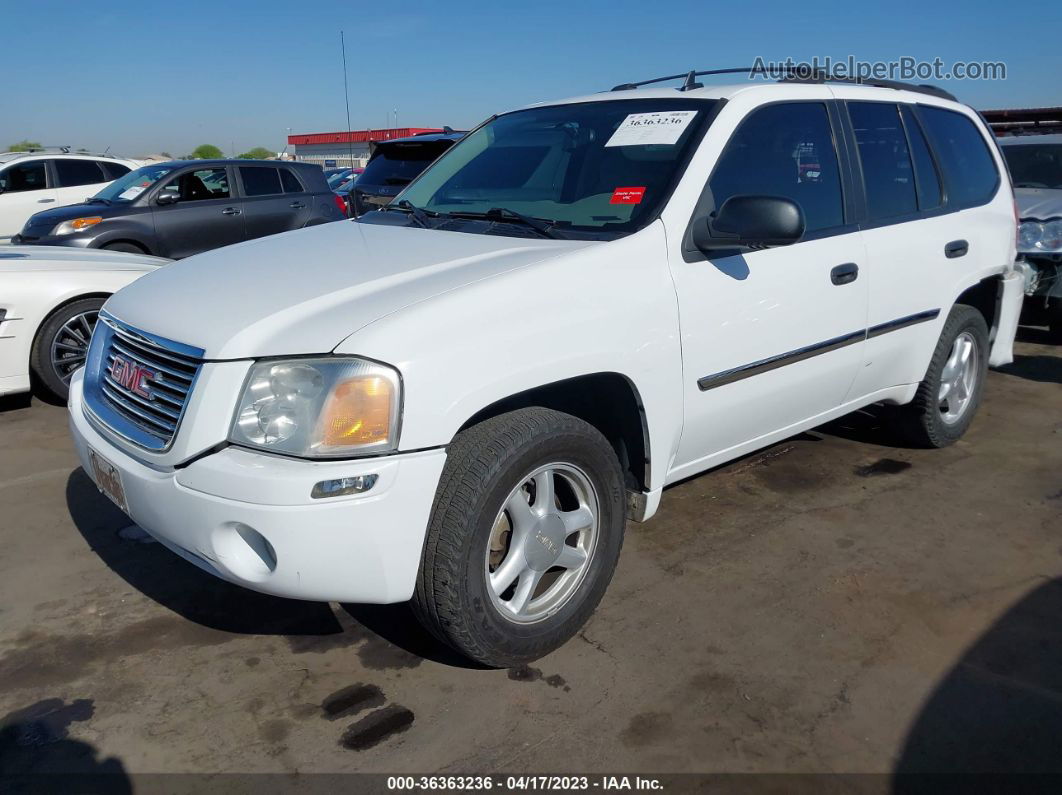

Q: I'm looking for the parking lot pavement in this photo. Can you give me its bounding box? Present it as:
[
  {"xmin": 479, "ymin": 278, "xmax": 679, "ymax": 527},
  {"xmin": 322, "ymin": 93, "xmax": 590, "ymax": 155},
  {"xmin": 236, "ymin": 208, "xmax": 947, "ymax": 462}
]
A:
[{"xmin": 0, "ymin": 332, "xmax": 1059, "ymax": 780}]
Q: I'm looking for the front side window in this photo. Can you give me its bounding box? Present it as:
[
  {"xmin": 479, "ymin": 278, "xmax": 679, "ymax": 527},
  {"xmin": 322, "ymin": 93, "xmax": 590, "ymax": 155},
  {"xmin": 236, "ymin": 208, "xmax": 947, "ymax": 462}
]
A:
[
  {"xmin": 54, "ymin": 159, "xmax": 108, "ymax": 187},
  {"xmin": 398, "ymin": 99, "xmax": 715, "ymax": 237},
  {"xmin": 708, "ymin": 102, "xmax": 844, "ymax": 233},
  {"xmin": 848, "ymin": 102, "xmax": 917, "ymax": 221},
  {"xmin": 919, "ymin": 106, "xmax": 999, "ymax": 208},
  {"xmin": 1002, "ymin": 143, "xmax": 1062, "ymax": 190},
  {"xmin": 240, "ymin": 166, "xmax": 282, "ymax": 197},
  {"xmin": 158, "ymin": 168, "xmax": 230, "ymax": 202},
  {"xmin": 0, "ymin": 161, "xmax": 47, "ymax": 193}
]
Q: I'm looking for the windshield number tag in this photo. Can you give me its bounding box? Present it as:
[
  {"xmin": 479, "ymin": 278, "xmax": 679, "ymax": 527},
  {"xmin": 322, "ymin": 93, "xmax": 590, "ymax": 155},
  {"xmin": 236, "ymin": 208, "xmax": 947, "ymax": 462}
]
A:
[{"xmin": 605, "ymin": 111, "xmax": 698, "ymax": 147}]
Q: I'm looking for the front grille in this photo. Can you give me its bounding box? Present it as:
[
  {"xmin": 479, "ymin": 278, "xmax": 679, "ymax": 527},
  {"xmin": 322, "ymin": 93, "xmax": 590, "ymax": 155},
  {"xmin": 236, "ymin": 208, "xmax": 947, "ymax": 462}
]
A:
[{"xmin": 83, "ymin": 312, "xmax": 205, "ymax": 451}]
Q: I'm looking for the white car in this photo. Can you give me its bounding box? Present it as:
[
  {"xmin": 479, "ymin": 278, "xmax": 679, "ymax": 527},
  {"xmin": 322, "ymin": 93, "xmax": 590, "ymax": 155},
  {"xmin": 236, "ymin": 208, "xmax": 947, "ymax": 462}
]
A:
[
  {"xmin": 1, "ymin": 246, "xmax": 168, "ymax": 400},
  {"xmin": 0, "ymin": 151, "xmax": 140, "ymax": 242},
  {"xmin": 68, "ymin": 73, "xmax": 1022, "ymax": 667}
]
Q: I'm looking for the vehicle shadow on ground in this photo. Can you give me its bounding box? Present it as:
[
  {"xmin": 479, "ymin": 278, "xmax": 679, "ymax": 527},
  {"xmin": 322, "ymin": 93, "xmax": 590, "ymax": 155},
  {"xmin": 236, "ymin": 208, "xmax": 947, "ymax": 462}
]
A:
[
  {"xmin": 65, "ymin": 469, "xmax": 473, "ymax": 666},
  {"xmin": 1015, "ymin": 324, "xmax": 1058, "ymax": 346},
  {"xmin": 892, "ymin": 577, "xmax": 1062, "ymax": 789},
  {"xmin": 814, "ymin": 405, "xmax": 918, "ymax": 450},
  {"xmin": 0, "ymin": 393, "xmax": 33, "ymax": 413},
  {"xmin": 997, "ymin": 353, "xmax": 1062, "ymax": 385},
  {"xmin": 0, "ymin": 697, "xmax": 131, "ymax": 794}
]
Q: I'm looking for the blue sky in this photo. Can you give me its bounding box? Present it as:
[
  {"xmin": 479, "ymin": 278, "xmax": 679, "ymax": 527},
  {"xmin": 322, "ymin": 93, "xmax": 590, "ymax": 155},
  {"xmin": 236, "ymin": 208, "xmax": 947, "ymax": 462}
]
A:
[{"xmin": 3, "ymin": 0, "xmax": 1059, "ymax": 156}]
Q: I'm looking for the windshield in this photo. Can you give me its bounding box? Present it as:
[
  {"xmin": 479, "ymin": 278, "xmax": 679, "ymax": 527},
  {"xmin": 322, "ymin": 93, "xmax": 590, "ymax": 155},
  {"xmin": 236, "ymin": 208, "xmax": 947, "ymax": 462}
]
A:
[
  {"xmin": 93, "ymin": 164, "xmax": 174, "ymax": 202},
  {"xmin": 361, "ymin": 141, "xmax": 454, "ymax": 187},
  {"xmin": 396, "ymin": 99, "xmax": 714, "ymax": 237},
  {"xmin": 1003, "ymin": 143, "xmax": 1062, "ymax": 190}
]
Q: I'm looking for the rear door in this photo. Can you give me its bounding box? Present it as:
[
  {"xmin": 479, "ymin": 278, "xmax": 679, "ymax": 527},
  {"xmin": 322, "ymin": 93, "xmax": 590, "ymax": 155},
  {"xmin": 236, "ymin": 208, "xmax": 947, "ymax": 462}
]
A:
[
  {"xmin": 842, "ymin": 100, "xmax": 1011, "ymax": 397},
  {"xmin": 238, "ymin": 165, "xmax": 310, "ymax": 240},
  {"xmin": 52, "ymin": 158, "xmax": 113, "ymax": 206},
  {"xmin": 150, "ymin": 166, "xmax": 245, "ymax": 258},
  {"xmin": 0, "ymin": 159, "xmax": 57, "ymax": 240}
]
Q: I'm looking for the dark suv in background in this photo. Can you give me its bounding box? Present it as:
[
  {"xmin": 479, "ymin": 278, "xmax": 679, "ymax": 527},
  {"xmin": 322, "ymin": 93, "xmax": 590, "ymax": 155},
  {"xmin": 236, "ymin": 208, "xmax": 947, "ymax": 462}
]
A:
[
  {"xmin": 15, "ymin": 160, "xmax": 346, "ymax": 258},
  {"xmin": 342, "ymin": 130, "xmax": 464, "ymax": 217}
]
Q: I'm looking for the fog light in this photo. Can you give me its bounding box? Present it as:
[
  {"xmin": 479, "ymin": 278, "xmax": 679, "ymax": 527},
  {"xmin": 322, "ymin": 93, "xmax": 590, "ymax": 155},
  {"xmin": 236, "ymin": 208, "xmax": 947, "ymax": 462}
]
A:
[{"xmin": 311, "ymin": 473, "xmax": 379, "ymax": 499}]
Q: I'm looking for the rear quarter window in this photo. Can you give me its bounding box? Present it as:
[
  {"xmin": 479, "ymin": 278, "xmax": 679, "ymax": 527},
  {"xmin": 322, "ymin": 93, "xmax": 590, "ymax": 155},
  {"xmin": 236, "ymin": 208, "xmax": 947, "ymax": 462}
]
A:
[
  {"xmin": 280, "ymin": 168, "xmax": 305, "ymax": 193},
  {"xmin": 918, "ymin": 106, "xmax": 999, "ymax": 209}
]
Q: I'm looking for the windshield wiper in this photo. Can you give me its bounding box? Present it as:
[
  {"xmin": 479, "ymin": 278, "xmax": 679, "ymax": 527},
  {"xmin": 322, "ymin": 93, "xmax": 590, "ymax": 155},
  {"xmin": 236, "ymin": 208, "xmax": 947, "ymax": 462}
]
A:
[
  {"xmin": 384, "ymin": 199, "xmax": 433, "ymax": 228},
  {"xmin": 85, "ymin": 197, "xmax": 111, "ymax": 205},
  {"xmin": 448, "ymin": 207, "xmax": 564, "ymax": 239}
]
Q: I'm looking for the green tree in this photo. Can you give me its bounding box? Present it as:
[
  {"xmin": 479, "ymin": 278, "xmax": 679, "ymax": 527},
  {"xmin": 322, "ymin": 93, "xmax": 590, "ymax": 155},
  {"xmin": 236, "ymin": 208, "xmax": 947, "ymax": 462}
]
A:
[
  {"xmin": 190, "ymin": 144, "xmax": 223, "ymax": 159},
  {"xmin": 237, "ymin": 147, "xmax": 275, "ymax": 160},
  {"xmin": 7, "ymin": 140, "xmax": 42, "ymax": 152}
]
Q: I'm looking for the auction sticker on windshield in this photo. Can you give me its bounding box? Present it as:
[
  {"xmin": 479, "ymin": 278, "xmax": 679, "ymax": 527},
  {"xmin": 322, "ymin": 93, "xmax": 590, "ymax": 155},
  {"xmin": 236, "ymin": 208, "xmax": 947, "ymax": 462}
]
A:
[
  {"xmin": 88, "ymin": 447, "xmax": 128, "ymax": 512},
  {"xmin": 610, "ymin": 186, "xmax": 646, "ymax": 204},
  {"xmin": 605, "ymin": 111, "xmax": 698, "ymax": 147}
]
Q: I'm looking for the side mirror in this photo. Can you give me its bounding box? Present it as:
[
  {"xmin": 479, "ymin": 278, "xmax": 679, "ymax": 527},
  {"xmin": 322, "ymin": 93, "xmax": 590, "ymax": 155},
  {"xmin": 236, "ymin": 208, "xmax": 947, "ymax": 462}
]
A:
[
  {"xmin": 156, "ymin": 192, "xmax": 179, "ymax": 206},
  {"xmin": 693, "ymin": 195, "xmax": 805, "ymax": 251}
]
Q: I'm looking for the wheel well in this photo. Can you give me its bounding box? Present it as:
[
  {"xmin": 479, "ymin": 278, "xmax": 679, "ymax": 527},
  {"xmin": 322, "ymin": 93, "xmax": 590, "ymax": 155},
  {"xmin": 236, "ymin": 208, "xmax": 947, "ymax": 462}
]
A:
[
  {"xmin": 458, "ymin": 373, "xmax": 651, "ymax": 492},
  {"xmin": 30, "ymin": 292, "xmax": 110, "ymax": 355},
  {"xmin": 956, "ymin": 276, "xmax": 1003, "ymax": 339},
  {"xmin": 100, "ymin": 239, "xmax": 149, "ymax": 254}
]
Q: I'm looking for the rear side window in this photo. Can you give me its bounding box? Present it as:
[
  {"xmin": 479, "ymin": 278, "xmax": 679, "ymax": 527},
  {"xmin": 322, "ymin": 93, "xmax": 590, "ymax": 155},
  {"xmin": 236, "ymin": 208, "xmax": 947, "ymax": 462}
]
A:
[
  {"xmin": 918, "ymin": 106, "xmax": 998, "ymax": 208},
  {"xmin": 900, "ymin": 106, "xmax": 942, "ymax": 210},
  {"xmin": 103, "ymin": 162, "xmax": 132, "ymax": 180},
  {"xmin": 279, "ymin": 168, "xmax": 304, "ymax": 193},
  {"xmin": 848, "ymin": 102, "xmax": 917, "ymax": 221},
  {"xmin": 240, "ymin": 166, "xmax": 282, "ymax": 196},
  {"xmin": 708, "ymin": 102, "xmax": 844, "ymax": 233},
  {"xmin": 55, "ymin": 159, "xmax": 107, "ymax": 187},
  {"xmin": 0, "ymin": 161, "xmax": 47, "ymax": 192}
]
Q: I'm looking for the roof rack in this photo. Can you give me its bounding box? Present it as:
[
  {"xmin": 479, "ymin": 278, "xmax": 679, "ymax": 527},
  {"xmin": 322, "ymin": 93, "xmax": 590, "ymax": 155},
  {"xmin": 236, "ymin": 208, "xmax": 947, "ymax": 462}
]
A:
[
  {"xmin": 0, "ymin": 146, "xmax": 122, "ymax": 159},
  {"xmin": 610, "ymin": 66, "xmax": 957, "ymax": 102}
]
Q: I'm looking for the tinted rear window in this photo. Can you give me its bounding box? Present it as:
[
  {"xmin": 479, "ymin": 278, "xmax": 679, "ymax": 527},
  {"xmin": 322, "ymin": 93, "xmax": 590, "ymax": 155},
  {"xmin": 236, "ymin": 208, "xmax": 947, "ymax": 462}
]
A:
[
  {"xmin": 103, "ymin": 162, "xmax": 132, "ymax": 180},
  {"xmin": 361, "ymin": 142, "xmax": 451, "ymax": 187},
  {"xmin": 918, "ymin": 106, "xmax": 998, "ymax": 208},
  {"xmin": 240, "ymin": 166, "xmax": 283, "ymax": 196},
  {"xmin": 849, "ymin": 102, "xmax": 917, "ymax": 221},
  {"xmin": 55, "ymin": 159, "xmax": 107, "ymax": 187},
  {"xmin": 280, "ymin": 168, "xmax": 304, "ymax": 193}
]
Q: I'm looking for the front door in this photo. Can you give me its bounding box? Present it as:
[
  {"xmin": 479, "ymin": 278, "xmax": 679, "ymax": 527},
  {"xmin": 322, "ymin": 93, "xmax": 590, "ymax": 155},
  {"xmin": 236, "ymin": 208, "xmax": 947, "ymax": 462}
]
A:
[
  {"xmin": 150, "ymin": 167, "xmax": 245, "ymax": 258},
  {"xmin": 666, "ymin": 100, "xmax": 869, "ymax": 481},
  {"xmin": 0, "ymin": 160, "xmax": 57, "ymax": 240}
]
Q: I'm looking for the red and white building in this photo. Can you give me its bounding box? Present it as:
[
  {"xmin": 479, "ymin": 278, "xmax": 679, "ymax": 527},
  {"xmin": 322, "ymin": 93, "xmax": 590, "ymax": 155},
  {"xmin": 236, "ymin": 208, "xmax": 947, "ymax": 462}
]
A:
[{"xmin": 287, "ymin": 127, "xmax": 443, "ymax": 168}]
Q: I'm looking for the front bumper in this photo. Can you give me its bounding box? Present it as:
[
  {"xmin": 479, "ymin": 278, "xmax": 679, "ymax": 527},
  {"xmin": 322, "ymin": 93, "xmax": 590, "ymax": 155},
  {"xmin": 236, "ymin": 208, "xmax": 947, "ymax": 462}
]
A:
[{"xmin": 68, "ymin": 370, "xmax": 447, "ymax": 603}]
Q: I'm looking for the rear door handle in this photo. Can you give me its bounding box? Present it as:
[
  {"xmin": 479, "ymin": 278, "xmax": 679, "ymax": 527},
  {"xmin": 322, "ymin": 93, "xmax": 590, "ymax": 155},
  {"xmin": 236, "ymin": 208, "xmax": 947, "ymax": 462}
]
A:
[
  {"xmin": 830, "ymin": 262, "xmax": 859, "ymax": 285},
  {"xmin": 222, "ymin": 207, "xmax": 242, "ymax": 216},
  {"xmin": 289, "ymin": 201, "xmax": 306, "ymax": 209},
  {"xmin": 945, "ymin": 240, "xmax": 969, "ymax": 258}
]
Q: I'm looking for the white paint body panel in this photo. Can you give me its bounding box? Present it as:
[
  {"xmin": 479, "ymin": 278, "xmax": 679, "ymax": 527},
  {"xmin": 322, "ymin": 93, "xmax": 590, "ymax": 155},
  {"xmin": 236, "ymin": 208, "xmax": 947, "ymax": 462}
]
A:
[
  {"xmin": 68, "ymin": 83, "xmax": 1017, "ymax": 604},
  {"xmin": 0, "ymin": 246, "xmax": 167, "ymax": 396}
]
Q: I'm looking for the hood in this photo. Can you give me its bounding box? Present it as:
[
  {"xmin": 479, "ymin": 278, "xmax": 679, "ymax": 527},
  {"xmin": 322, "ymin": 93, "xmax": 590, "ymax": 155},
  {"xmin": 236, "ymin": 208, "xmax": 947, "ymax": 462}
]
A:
[
  {"xmin": 1015, "ymin": 187, "xmax": 1062, "ymax": 221},
  {"xmin": 23, "ymin": 201, "xmax": 127, "ymax": 229},
  {"xmin": 105, "ymin": 220, "xmax": 594, "ymax": 360},
  {"xmin": 0, "ymin": 245, "xmax": 168, "ymax": 273}
]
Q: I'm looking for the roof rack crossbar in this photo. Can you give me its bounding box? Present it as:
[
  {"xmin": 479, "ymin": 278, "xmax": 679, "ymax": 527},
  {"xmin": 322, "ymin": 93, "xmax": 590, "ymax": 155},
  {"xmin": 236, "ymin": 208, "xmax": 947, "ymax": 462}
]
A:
[{"xmin": 610, "ymin": 66, "xmax": 957, "ymax": 101}]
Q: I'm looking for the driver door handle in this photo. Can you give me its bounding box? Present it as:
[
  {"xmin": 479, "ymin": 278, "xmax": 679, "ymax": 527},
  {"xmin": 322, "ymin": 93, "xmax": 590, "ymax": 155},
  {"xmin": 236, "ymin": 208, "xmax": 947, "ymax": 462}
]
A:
[
  {"xmin": 830, "ymin": 262, "xmax": 859, "ymax": 286},
  {"xmin": 222, "ymin": 207, "xmax": 242, "ymax": 216}
]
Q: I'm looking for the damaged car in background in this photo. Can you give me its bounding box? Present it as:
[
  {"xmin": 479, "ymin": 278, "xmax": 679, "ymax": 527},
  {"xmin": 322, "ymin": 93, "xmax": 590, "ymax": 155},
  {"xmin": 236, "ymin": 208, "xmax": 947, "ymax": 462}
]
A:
[{"xmin": 1000, "ymin": 134, "xmax": 1062, "ymax": 341}]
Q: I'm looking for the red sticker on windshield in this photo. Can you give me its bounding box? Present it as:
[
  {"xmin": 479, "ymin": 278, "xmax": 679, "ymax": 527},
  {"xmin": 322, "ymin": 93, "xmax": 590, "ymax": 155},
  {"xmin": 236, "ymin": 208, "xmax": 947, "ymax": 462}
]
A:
[{"xmin": 610, "ymin": 186, "xmax": 646, "ymax": 204}]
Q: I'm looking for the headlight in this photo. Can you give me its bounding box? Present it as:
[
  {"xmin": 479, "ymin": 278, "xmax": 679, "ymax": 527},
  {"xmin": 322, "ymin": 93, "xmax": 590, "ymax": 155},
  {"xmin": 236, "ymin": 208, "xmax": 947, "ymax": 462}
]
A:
[
  {"xmin": 1018, "ymin": 218, "xmax": 1062, "ymax": 254},
  {"xmin": 230, "ymin": 357, "xmax": 401, "ymax": 458},
  {"xmin": 52, "ymin": 216, "xmax": 103, "ymax": 236}
]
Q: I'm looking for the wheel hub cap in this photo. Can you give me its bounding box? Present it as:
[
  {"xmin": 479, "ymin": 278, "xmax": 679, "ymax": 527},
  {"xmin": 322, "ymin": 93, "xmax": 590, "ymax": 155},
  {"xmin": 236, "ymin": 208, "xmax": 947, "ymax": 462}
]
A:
[
  {"xmin": 485, "ymin": 463, "xmax": 599, "ymax": 624},
  {"xmin": 937, "ymin": 330, "xmax": 978, "ymax": 425}
]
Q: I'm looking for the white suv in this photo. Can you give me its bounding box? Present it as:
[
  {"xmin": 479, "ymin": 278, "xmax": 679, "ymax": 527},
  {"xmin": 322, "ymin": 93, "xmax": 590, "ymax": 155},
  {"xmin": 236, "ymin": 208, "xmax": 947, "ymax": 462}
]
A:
[
  {"xmin": 68, "ymin": 73, "xmax": 1022, "ymax": 666},
  {"xmin": 0, "ymin": 150, "xmax": 139, "ymax": 241}
]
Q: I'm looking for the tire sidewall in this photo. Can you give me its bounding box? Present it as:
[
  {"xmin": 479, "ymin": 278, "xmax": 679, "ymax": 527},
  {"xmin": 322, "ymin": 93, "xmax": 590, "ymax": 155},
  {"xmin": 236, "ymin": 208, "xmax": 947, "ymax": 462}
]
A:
[
  {"xmin": 455, "ymin": 425, "xmax": 625, "ymax": 660},
  {"xmin": 924, "ymin": 308, "xmax": 989, "ymax": 444}
]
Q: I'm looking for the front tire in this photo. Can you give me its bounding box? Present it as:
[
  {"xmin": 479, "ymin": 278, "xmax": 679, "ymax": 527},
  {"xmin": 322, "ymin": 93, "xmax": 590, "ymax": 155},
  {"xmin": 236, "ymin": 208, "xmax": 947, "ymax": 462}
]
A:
[
  {"xmin": 102, "ymin": 242, "xmax": 146, "ymax": 254},
  {"xmin": 892, "ymin": 304, "xmax": 989, "ymax": 448},
  {"xmin": 31, "ymin": 297, "xmax": 104, "ymax": 402},
  {"xmin": 412, "ymin": 408, "xmax": 626, "ymax": 667}
]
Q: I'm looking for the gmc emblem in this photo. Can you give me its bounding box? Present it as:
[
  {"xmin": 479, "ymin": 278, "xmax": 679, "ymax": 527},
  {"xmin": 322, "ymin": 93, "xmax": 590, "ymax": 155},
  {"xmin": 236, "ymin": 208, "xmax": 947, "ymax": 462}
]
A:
[{"xmin": 111, "ymin": 355, "xmax": 155, "ymax": 399}]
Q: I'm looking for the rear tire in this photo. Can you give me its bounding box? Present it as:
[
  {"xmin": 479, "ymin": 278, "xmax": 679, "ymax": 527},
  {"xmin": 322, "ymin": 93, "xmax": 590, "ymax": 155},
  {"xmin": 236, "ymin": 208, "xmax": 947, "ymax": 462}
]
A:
[
  {"xmin": 31, "ymin": 297, "xmax": 105, "ymax": 402},
  {"xmin": 412, "ymin": 408, "xmax": 626, "ymax": 667},
  {"xmin": 102, "ymin": 242, "xmax": 146, "ymax": 254},
  {"xmin": 892, "ymin": 305, "xmax": 989, "ymax": 448}
]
